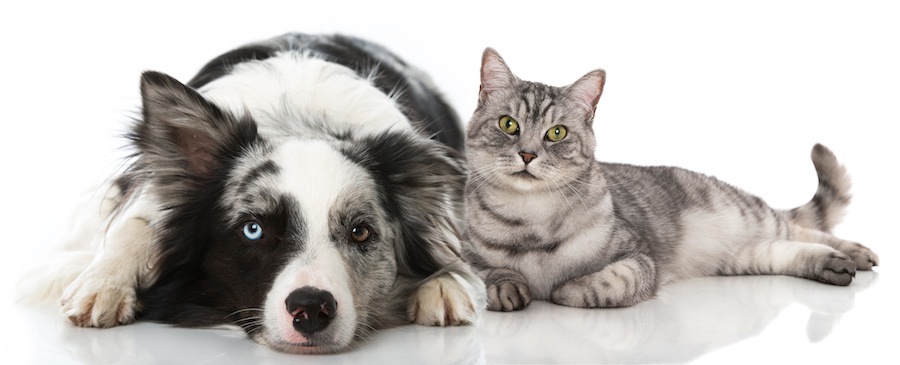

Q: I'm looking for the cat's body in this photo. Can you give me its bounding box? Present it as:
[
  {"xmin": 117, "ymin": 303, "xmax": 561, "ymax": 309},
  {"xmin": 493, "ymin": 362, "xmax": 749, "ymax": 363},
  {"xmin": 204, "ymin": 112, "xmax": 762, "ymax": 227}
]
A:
[{"xmin": 463, "ymin": 48, "xmax": 879, "ymax": 311}]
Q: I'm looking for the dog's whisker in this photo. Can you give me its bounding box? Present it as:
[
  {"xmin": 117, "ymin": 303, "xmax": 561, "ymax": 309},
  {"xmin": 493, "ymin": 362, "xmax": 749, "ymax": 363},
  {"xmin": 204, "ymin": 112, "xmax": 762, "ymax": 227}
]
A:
[
  {"xmin": 226, "ymin": 308, "xmax": 265, "ymax": 318},
  {"xmin": 231, "ymin": 317, "xmax": 263, "ymax": 325}
]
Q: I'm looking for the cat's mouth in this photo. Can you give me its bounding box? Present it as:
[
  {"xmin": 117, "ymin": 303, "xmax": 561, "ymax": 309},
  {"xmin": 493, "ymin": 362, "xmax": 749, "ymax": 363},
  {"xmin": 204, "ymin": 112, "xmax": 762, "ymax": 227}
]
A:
[{"xmin": 512, "ymin": 170, "xmax": 540, "ymax": 180}]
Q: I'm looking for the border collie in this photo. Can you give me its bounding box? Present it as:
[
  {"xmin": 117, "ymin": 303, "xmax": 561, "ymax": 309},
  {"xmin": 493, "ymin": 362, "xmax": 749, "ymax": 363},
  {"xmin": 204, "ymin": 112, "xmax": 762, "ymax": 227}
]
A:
[{"xmin": 24, "ymin": 33, "xmax": 486, "ymax": 354}]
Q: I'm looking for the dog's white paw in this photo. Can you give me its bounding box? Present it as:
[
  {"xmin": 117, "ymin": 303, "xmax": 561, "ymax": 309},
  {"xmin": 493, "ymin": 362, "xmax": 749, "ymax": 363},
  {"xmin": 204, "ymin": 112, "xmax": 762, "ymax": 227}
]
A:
[
  {"xmin": 60, "ymin": 270, "xmax": 138, "ymax": 328},
  {"xmin": 408, "ymin": 274, "xmax": 477, "ymax": 326}
]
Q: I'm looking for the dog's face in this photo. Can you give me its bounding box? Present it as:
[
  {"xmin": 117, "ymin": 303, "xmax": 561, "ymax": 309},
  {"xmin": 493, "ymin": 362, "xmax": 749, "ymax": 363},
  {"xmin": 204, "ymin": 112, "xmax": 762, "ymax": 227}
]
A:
[
  {"xmin": 219, "ymin": 140, "xmax": 399, "ymax": 353},
  {"xmin": 134, "ymin": 71, "xmax": 465, "ymax": 353}
]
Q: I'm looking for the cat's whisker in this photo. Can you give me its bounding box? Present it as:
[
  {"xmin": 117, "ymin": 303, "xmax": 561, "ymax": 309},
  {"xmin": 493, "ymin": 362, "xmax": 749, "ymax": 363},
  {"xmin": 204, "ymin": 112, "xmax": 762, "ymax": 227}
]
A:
[
  {"xmin": 563, "ymin": 181, "xmax": 601, "ymax": 229},
  {"xmin": 559, "ymin": 176, "xmax": 589, "ymax": 207},
  {"xmin": 465, "ymin": 163, "xmax": 505, "ymax": 201},
  {"xmin": 465, "ymin": 173, "xmax": 492, "ymax": 201},
  {"xmin": 546, "ymin": 172, "xmax": 577, "ymax": 213},
  {"xmin": 556, "ymin": 175, "xmax": 588, "ymax": 214}
]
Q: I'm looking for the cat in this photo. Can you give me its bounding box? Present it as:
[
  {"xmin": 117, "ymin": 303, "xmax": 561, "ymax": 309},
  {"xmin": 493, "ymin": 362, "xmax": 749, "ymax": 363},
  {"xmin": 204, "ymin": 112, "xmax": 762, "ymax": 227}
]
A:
[{"xmin": 462, "ymin": 48, "xmax": 879, "ymax": 311}]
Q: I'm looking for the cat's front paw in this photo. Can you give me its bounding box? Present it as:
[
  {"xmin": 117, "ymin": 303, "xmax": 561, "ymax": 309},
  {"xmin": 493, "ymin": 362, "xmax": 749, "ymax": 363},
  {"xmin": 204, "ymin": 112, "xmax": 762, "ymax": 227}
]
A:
[
  {"xmin": 484, "ymin": 268, "xmax": 531, "ymax": 311},
  {"xmin": 839, "ymin": 242, "xmax": 879, "ymax": 271},
  {"xmin": 60, "ymin": 269, "xmax": 138, "ymax": 328},
  {"xmin": 409, "ymin": 274, "xmax": 478, "ymax": 326},
  {"xmin": 812, "ymin": 251, "xmax": 856, "ymax": 286}
]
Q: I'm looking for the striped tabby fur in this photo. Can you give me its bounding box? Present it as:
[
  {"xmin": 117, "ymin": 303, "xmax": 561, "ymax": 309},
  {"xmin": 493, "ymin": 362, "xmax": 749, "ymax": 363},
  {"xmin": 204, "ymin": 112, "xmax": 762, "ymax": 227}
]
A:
[{"xmin": 463, "ymin": 48, "xmax": 878, "ymax": 311}]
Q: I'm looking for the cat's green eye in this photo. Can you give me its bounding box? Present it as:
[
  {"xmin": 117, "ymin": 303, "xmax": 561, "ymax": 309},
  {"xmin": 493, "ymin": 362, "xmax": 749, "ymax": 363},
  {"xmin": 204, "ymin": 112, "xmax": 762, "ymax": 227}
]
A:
[
  {"xmin": 546, "ymin": 125, "xmax": 568, "ymax": 142},
  {"xmin": 499, "ymin": 116, "xmax": 519, "ymax": 135}
]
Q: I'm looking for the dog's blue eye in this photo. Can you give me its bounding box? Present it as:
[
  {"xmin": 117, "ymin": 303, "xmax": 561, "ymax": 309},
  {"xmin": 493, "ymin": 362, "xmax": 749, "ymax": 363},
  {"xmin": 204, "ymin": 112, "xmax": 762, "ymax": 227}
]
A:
[{"xmin": 242, "ymin": 222, "xmax": 263, "ymax": 241}]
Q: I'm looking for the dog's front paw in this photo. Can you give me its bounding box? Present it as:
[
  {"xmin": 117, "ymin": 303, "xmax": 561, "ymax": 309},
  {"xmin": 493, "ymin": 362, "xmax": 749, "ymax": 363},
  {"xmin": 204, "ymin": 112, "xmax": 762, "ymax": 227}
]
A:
[
  {"xmin": 409, "ymin": 274, "xmax": 477, "ymax": 326},
  {"xmin": 60, "ymin": 271, "xmax": 138, "ymax": 328}
]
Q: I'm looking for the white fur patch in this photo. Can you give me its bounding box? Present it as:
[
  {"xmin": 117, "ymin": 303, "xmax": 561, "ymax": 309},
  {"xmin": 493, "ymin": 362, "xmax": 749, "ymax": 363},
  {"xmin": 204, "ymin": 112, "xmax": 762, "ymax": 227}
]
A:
[
  {"xmin": 263, "ymin": 244, "xmax": 355, "ymax": 346},
  {"xmin": 273, "ymin": 139, "xmax": 369, "ymax": 227},
  {"xmin": 58, "ymin": 189, "xmax": 159, "ymax": 327},
  {"xmin": 409, "ymin": 273, "xmax": 480, "ymax": 326},
  {"xmin": 260, "ymin": 140, "xmax": 370, "ymax": 347},
  {"xmin": 199, "ymin": 52, "xmax": 413, "ymax": 140}
]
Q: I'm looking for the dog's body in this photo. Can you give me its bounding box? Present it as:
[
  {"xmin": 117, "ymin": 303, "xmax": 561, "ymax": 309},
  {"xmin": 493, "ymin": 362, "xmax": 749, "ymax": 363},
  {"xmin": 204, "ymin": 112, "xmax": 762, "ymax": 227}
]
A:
[{"xmin": 25, "ymin": 33, "xmax": 485, "ymax": 354}]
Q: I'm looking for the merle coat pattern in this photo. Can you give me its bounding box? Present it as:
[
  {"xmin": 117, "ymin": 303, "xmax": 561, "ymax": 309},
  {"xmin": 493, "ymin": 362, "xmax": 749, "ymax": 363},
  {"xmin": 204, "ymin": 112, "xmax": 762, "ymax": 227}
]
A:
[{"xmin": 24, "ymin": 33, "xmax": 486, "ymax": 354}]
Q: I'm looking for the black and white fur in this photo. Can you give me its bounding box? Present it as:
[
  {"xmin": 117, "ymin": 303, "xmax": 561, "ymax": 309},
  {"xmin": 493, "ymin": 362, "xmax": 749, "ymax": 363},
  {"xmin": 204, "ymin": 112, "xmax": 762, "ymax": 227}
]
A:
[{"xmin": 23, "ymin": 33, "xmax": 485, "ymax": 354}]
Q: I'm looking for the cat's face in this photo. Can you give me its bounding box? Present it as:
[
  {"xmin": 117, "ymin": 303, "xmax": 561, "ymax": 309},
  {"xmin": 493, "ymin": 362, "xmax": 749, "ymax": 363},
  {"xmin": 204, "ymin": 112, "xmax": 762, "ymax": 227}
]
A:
[{"xmin": 465, "ymin": 48, "xmax": 605, "ymax": 192}]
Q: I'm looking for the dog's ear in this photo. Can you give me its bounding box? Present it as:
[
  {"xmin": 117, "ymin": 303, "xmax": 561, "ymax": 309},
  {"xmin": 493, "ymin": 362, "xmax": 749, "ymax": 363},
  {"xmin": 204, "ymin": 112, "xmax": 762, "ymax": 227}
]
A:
[
  {"xmin": 134, "ymin": 71, "xmax": 257, "ymax": 185},
  {"xmin": 345, "ymin": 133, "xmax": 467, "ymax": 278}
]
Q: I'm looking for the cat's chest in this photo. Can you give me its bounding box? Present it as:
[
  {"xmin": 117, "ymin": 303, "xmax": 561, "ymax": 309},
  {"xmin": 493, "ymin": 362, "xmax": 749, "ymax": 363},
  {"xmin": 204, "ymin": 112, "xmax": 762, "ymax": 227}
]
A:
[
  {"xmin": 468, "ymin": 186, "xmax": 610, "ymax": 246},
  {"xmin": 513, "ymin": 228, "xmax": 615, "ymax": 299},
  {"xmin": 468, "ymin": 187, "xmax": 616, "ymax": 298},
  {"xmin": 497, "ymin": 194, "xmax": 558, "ymax": 221},
  {"xmin": 471, "ymin": 189, "xmax": 568, "ymax": 229}
]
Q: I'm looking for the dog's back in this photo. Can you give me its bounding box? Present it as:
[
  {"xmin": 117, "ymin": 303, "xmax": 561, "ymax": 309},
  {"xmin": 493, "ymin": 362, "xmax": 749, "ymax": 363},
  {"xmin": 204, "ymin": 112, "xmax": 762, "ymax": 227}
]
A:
[{"xmin": 190, "ymin": 33, "xmax": 463, "ymax": 151}]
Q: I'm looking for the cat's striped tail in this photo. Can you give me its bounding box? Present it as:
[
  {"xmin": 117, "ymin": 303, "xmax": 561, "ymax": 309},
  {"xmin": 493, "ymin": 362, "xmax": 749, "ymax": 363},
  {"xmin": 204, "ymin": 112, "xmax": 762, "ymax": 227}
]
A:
[{"xmin": 787, "ymin": 144, "xmax": 852, "ymax": 232}]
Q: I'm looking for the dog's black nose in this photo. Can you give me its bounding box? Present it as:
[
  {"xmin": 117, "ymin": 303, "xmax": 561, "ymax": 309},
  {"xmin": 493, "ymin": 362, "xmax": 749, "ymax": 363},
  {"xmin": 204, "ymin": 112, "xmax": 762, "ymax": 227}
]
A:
[{"xmin": 285, "ymin": 287, "xmax": 337, "ymax": 334}]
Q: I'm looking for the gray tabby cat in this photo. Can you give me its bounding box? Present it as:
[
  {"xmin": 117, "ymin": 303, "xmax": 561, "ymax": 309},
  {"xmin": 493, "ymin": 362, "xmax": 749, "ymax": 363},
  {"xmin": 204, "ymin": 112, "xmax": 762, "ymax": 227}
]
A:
[{"xmin": 463, "ymin": 48, "xmax": 879, "ymax": 311}]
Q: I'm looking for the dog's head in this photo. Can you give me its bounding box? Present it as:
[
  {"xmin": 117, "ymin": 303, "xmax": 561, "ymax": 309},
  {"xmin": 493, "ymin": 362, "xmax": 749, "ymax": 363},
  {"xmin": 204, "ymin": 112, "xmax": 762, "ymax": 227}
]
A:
[{"xmin": 133, "ymin": 71, "xmax": 466, "ymax": 353}]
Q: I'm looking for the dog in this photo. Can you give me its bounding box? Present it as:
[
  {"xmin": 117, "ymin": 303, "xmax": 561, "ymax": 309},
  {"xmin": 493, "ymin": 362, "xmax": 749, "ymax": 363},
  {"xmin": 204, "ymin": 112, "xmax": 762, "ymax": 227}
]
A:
[{"xmin": 23, "ymin": 33, "xmax": 486, "ymax": 354}]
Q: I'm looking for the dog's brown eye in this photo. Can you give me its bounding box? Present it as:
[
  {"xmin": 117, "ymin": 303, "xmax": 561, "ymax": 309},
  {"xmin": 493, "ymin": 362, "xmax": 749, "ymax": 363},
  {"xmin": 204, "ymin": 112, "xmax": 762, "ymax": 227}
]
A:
[{"xmin": 350, "ymin": 226, "xmax": 371, "ymax": 243}]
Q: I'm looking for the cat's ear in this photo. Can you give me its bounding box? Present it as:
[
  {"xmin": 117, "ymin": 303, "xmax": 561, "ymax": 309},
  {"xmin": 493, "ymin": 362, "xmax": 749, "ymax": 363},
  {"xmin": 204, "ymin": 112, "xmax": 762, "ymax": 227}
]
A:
[
  {"xmin": 566, "ymin": 69, "xmax": 606, "ymax": 120},
  {"xmin": 479, "ymin": 47, "xmax": 515, "ymax": 101}
]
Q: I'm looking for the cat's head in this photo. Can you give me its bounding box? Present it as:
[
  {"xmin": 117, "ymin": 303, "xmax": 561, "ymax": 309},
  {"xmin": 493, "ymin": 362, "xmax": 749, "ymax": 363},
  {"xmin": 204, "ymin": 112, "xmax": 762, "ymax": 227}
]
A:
[{"xmin": 465, "ymin": 48, "xmax": 605, "ymax": 192}]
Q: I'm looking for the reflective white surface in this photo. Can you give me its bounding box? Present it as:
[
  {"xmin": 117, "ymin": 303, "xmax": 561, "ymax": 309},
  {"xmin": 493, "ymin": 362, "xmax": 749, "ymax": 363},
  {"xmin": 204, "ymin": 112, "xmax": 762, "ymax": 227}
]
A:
[
  {"xmin": 3, "ymin": 1, "xmax": 899, "ymax": 364},
  {"xmin": 11, "ymin": 271, "xmax": 890, "ymax": 364}
]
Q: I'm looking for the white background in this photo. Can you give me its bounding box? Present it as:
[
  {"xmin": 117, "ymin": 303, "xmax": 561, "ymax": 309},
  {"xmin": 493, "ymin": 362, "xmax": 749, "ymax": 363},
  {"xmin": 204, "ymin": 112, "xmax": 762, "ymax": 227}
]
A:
[{"xmin": 2, "ymin": 1, "xmax": 898, "ymax": 364}]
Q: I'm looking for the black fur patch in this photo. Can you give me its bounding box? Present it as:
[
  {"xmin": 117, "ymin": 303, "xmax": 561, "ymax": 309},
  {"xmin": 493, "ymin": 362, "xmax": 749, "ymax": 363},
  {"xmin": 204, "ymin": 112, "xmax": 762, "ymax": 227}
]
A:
[
  {"xmin": 139, "ymin": 194, "xmax": 302, "ymax": 329},
  {"xmin": 129, "ymin": 71, "xmax": 286, "ymax": 328},
  {"xmin": 301, "ymin": 34, "xmax": 463, "ymax": 152},
  {"xmin": 237, "ymin": 160, "xmax": 280, "ymax": 195},
  {"xmin": 187, "ymin": 45, "xmax": 278, "ymax": 89}
]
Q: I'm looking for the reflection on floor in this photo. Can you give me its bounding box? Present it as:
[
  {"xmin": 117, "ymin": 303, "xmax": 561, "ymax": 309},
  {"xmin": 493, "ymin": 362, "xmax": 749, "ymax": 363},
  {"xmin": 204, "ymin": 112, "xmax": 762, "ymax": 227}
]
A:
[
  {"xmin": 480, "ymin": 273, "xmax": 876, "ymax": 363},
  {"xmin": 20, "ymin": 272, "xmax": 879, "ymax": 364}
]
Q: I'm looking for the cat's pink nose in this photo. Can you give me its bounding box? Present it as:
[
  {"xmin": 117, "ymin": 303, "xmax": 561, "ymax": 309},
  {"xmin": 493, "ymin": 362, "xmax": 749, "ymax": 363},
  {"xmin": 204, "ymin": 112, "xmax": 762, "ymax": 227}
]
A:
[{"xmin": 519, "ymin": 151, "xmax": 537, "ymax": 164}]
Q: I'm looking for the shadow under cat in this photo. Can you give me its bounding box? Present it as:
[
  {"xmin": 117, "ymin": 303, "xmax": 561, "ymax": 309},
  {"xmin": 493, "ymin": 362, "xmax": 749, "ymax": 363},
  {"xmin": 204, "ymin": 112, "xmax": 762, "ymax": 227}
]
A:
[{"xmin": 478, "ymin": 272, "xmax": 877, "ymax": 364}]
